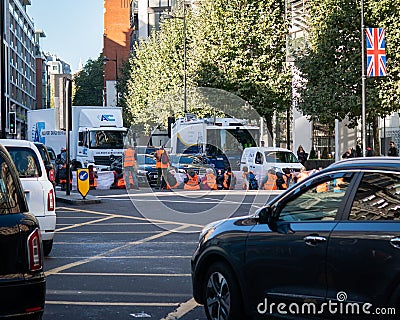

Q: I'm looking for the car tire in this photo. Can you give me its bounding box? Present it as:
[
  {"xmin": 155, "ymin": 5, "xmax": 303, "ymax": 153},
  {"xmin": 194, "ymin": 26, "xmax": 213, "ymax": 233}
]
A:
[
  {"xmin": 203, "ymin": 261, "xmax": 244, "ymax": 320},
  {"xmin": 43, "ymin": 239, "xmax": 53, "ymax": 256}
]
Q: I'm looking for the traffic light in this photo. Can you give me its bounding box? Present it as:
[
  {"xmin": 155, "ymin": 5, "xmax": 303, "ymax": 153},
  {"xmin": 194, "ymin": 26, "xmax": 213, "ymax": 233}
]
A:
[{"xmin": 9, "ymin": 112, "xmax": 16, "ymax": 135}]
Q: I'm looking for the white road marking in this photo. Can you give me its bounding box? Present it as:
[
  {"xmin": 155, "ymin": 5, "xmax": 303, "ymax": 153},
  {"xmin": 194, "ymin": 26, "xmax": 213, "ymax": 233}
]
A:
[
  {"xmin": 45, "ymin": 301, "xmax": 179, "ymax": 307},
  {"xmin": 161, "ymin": 298, "xmax": 200, "ymax": 320}
]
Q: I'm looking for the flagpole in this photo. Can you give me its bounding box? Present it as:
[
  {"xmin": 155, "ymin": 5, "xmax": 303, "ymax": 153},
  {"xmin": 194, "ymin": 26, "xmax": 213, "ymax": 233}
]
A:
[{"xmin": 361, "ymin": 0, "xmax": 366, "ymax": 157}]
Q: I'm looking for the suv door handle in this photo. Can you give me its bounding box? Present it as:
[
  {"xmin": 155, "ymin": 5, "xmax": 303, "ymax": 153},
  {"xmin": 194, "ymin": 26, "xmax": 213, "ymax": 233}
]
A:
[
  {"xmin": 304, "ymin": 235, "xmax": 327, "ymax": 246},
  {"xmin": 390, "ymin": 237, "xmax": 400, "ymax": 249}
]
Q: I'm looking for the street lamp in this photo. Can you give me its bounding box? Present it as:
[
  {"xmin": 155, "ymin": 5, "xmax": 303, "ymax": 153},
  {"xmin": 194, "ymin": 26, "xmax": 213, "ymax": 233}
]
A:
[
  {"xmin": 162, "ymin": 2, "xmax": 188, "ymax": 114},
  {"xmin": 103, "ymin": 56, "xmax": 118, "ymax": 106}
]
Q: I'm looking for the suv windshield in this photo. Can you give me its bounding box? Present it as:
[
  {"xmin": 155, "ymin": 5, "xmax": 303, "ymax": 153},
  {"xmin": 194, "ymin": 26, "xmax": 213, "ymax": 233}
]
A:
[
  {"xmin": 265, "ymin": 151, "xmax": 299, "ymax": 164},
  {"xmin": 6, "ymin": 147, "xmax": 42, "ymax": 178}
]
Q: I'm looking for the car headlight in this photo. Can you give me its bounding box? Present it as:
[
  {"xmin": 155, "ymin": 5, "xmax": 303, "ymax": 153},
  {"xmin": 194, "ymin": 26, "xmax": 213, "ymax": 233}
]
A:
[
  {"xmin": 137, "ymin": 169, "xmax": 148, "ymax": 175},
  {"xmin": 199, "ymin": 220, "xmax": 223, "ymax": 242}
]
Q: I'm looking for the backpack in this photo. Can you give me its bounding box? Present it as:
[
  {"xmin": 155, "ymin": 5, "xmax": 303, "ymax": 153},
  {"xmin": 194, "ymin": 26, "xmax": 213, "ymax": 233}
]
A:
[
  {"xmin": 248, "ymin": 172, "xmax": 258, "ymax": 190},
  {"xmin": 161, "ymin": 151, "xmax": 169, "ymax": 165}
]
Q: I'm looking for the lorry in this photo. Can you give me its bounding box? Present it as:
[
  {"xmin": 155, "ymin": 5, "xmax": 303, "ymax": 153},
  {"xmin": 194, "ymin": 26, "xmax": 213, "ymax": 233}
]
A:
[
  {"xmin": 27, "ymin": 106, "xmax": 127, "ymax": 170},
  {"xmin": 170, "ymin": 114, "xmax": 260, "ymax": 170}
]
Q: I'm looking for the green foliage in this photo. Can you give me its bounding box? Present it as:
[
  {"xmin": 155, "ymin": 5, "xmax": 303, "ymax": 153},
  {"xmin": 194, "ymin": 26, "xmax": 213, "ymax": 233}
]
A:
[
  {"xmin": 73, "ymin": 53, "xmax": 104, "ymax": 106},
  {"xmin": 295, "ymin": 0, "xmax": 400, "ymax": 127},
  {"xmin": 123, "ymin": 0, "xmax": 291, "ymax": 132}
]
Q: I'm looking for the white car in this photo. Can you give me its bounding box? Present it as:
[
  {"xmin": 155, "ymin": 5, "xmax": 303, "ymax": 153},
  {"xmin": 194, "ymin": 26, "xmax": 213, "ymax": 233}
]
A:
[
  {"xmin": 240, "ymin": 146, "xmax": 303, "ymax": 181},
  {"xmin": 0, "ymin": 139, "xmax": 56, "ymax": 256}
]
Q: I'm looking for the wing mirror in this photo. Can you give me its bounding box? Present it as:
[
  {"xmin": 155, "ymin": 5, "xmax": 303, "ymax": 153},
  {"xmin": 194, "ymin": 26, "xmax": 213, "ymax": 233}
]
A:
[{"xmin": 258, "ymin": 206, "xmax": 273, "ymax": 224}]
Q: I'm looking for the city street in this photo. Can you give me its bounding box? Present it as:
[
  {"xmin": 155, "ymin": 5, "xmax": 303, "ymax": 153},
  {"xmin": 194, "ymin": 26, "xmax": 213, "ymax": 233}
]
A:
[{"xmin": 44, "ymin": 188, "xmax": 277, "ymax": 320}]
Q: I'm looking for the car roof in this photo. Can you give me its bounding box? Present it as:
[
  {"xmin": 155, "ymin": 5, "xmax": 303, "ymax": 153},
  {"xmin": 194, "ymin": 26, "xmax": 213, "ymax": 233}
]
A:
[
  {"xmin": 0, "ymin": 139, "xmax": 37, "ymax": 148},
  {"xmin": 243, "ymin": 147, "xmax": 294, "ymax": 153},
  {"xmin": 327, "ymin": 157, "xmax": 400, "ymax": 172}
]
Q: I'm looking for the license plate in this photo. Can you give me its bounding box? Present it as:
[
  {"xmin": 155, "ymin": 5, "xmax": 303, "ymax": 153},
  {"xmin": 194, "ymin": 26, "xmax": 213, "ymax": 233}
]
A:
[{"xmin": 153, "ymin": 175, "xmax": 158, "ymax": 178}]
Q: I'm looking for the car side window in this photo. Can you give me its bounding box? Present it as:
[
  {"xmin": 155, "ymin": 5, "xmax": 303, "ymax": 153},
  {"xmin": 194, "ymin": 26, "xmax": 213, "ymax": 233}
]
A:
[
  {"xmin": 349, "ymin": 172, "xmax": 400, "ymax": 221},
  {"xmin": 255, "ymin": 152, "xmax": 263, "ymax": 164},
  {"xmin": 0, "ymin": 156, "xmax": 22, "ymax": 214},
  {"xmin": 278, "ymin": 174, "xmax": 353, "ymax": 222}
]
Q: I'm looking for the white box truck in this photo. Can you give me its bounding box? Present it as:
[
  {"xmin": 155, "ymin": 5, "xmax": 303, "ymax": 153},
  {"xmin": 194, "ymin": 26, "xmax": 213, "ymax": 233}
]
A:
[{"xmin": 27, "ymin": 106, "xmax": 127, "ymax": 169}]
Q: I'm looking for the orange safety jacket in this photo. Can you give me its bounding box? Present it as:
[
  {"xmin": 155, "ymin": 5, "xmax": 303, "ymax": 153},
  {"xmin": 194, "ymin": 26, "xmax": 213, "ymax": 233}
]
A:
[
  {"xmin": 316, "ymin": 182, "xmax": 328, "ymax": 193},
  {"xmin": 297, "ymin": 171, "xmax": 309, "ymax": 183},
  {"xmin": 223, "ymin": 172, "xmax": 234, "ymax": 189},
  {"xmin": 263, "ymin": 173, "xmax": 277, "ymax": 190},
  {"xmin": 155, "ymin": 149, "xmax": 163, "ymax": 168},
  {"xmin": 184, "ymin": 174, "xmax": 200, "ymax": 190},
  {"xmin": 124, "ymin": 148, "xmax": 136, "ymax": 167},
  {"xmin": 160, "ymin": 151, "xmax": 169, "ymax": 169},
  {"xmin": 203, "ymin": 173, "xmax": 217, "ymax": 190}
]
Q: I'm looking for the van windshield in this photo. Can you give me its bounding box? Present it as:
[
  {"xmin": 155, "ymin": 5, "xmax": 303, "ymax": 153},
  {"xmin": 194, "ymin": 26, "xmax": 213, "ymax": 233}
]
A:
[
  {"xmin": 89, "ymin": 130, "xmax": 125, "ymax": 149},
  {"xmin": 265, "ymin": 151, "xmax": 299, "ymax": 163}
]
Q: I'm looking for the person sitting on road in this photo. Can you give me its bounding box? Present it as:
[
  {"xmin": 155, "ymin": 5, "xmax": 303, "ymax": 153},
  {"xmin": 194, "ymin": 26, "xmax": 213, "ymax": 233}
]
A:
[
  {"xmin": 260, "ymin": 168, "xmax": 278, "ymax": 190},
  {"xmin": 184, "ymin": 169, "xmax": 200, "ymax": 190},
  {"xmin": 242, "ymin": 166, "xmax": 258, "ymax": 190},
  {"xmin": 164, "ymin": 169, "xmax": 180, "ymax": 190},
  {"xmin": 201, "ymin": 168, "xmax": 218, "ymax": 190}
]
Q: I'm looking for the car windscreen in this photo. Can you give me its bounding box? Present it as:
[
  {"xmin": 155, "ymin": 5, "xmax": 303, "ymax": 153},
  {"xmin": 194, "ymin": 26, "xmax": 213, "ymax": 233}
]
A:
[
  {"xmin": 35, "ymin": 143, "xmax": 51, "ymax": 166},
  {"xmin": 137, "ymin": 155, "xmax": 156, "ymax": 165},
  {"xmin": 264, "ymin": 151, "xmax": 299, "ymax": 164},
  {"xmin": 170, "ymin": 155, "xmax": 195, "ymax": 165},
  {"xmin": 6, "ymin": 147, "xmax": 42, "ymax": 178},
  {"xmin": 89, "ymin": 130, "xmax": 124, "ymax": 149}
]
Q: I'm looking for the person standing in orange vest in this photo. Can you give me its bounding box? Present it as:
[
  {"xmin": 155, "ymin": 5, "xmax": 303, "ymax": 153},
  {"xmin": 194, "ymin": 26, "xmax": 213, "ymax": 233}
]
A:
[
  {"xmin": 123, "ymin": 143, "xmax": 138, "ymax": 189},
  {"xmin": 184, "ymin": 169, "xmax": 200, "ymax": 190},
  {"xmin": 160, "ymin": 148, "xmax": 170, "ymax": 189},
  {"xmin": 155, "ymin": 146, "xmax": 164, "ymax": 189}
]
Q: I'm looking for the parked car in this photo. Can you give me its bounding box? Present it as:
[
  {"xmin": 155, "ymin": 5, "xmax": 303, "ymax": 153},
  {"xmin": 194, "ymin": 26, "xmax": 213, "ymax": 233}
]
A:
[
  {"xmin": 110, "ymin": 154, "xmax": 158, "ymax": 187},
  {"xmin": 34, "ymin": 142, "xmax": 56, "ymax": 189},
  {"xmin": 240, "ymin": 146, "xmax": 303, "ymax": 182},
  {"xmin": 192, "ymin": 157, "xmax": 400, "ymax": 320},
  {"xmin": 0, "ymin": 139, "xmax": 56, "ymax": 256},
  {"xmin": 47, "ymin": 145, "xmax": 57, "ymax": 168},
  {"xmin": 0, "ymin": 144, "xmax": 46, "ymax": 319}
]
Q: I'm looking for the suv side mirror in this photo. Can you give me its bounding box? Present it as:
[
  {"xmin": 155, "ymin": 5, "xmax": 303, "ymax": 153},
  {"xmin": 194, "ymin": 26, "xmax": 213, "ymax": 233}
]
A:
[{"xmin": 258, "ymin": 206, "xmax": 273, "ymax": 224}]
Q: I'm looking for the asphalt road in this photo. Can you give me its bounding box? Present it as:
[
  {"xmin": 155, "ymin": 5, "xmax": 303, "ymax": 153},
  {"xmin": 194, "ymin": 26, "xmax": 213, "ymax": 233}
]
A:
[{"xmin": 44, "ymin": 188, "xmax": 278, "ymax": 320}]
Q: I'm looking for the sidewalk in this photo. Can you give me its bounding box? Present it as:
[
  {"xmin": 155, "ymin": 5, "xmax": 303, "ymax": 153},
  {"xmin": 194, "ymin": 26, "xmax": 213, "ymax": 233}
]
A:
[{"xmin": 55, "ymin": 190, "xmax": 101, "ymax": 205}]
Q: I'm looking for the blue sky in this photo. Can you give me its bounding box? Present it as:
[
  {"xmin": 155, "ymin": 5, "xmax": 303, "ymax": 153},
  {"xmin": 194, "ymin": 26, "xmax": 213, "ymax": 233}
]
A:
[{"xmin": 27, "ymin": 0, "xmax": 104, "ymax": 73}]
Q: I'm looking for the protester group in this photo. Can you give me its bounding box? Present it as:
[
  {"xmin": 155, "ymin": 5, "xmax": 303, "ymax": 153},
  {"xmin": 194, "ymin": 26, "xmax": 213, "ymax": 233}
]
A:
[{"xmin": 122, "ymin": 141, "xmax": 400, "ymax": 192}]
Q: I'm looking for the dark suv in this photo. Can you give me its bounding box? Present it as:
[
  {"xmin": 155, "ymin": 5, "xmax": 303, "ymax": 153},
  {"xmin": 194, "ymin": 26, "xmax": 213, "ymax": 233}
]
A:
[
  {"xmin": 192, "ymin": 157, "xmax": 400, "ymax": 320},
  {"xmin": 0, "ymin": 144, "xmax": 46, "ymax": 319}
]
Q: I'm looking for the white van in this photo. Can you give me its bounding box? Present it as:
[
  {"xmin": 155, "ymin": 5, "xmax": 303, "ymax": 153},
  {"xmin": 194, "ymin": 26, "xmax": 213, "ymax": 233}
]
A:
[
  {"xmin": 0, "ymin": 139, "xmax": 56, "ymax": 256},
  {"xmin": 240, "ymin": 147, "xmax": 303, "ymax": 181}
]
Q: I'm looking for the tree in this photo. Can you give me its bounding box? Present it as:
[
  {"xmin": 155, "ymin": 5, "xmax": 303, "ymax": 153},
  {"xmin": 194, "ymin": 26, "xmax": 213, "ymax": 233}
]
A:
[
  {"xmin": 191, "ymin": 0, "xmax": 291, "ymax": 131},
  {"xmin": 295, "ymin": 0, "xmax": 400, "ymax": 153},
  {"xmin": 123, "ymin": 0, "xmax": 291, "ymax": 134},
  {"xmin": 73, "ymin": 53, "xmax": 104, "ymax": 106}
]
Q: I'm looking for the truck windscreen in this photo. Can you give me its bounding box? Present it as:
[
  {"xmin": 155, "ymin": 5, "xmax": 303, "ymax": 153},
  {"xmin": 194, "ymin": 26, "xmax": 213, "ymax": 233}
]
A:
[{"xmin": 89, "ymin": 131, "xmax": 124, "ymax": 149}]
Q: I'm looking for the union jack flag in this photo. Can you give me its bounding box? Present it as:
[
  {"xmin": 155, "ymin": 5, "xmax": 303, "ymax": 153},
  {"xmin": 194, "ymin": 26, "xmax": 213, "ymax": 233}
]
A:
[{"xmin": 366, "ymin": 28, "xmax": 387, "ymax": 77}]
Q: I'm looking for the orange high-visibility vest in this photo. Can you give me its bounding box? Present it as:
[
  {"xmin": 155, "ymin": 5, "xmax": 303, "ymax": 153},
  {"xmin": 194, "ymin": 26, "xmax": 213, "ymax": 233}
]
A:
[
  {"xmin": 124, "ymin": 148, "xmax": 136, "ymax": 167},
  {"xmin": 316, "ymin": 182, "xmax": 328, "ymax": 193},
  {"xmin": 184, "ymin": 174, "xmax": 200, "ymax": 190},
  {"xmin": 263, "ymin": 173, "xmax": 277, "ymax": 190},
  {"xmin": 223, "ymin": 172, "xmax": 234, "ymax": 189},
  {"xmin": 155, "ymin": 149, "xmax": 163, "ymax": 168},
  {"xmin": 203, "ymin": 173, "xmax": 217, "ymax": 190},
  {"xmin": 297, "ymin": 171, "xmax": 309, "ymax": 183}
]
